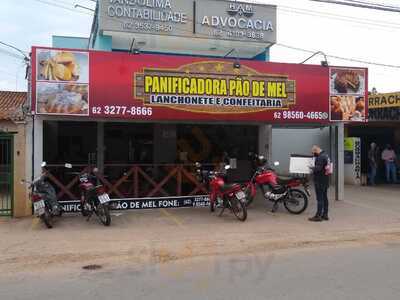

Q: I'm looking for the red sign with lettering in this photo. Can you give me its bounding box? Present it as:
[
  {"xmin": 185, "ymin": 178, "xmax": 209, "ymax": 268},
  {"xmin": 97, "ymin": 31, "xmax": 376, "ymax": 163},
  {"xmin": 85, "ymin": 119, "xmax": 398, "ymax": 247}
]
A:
[{"xmin": 31, "ymin": 46, "xmax": 367, "ymax": 123}]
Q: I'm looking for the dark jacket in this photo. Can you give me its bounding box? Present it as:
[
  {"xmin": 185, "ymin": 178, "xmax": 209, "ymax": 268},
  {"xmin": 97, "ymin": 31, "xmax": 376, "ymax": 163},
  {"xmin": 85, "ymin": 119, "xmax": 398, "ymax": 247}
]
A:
[
  {"xmin": 368, "ymin": 148, "xmax": 379, "ymax": 168},
  {"xmin": 313, "ymin": 151, "xmax": 330, "ymax": 187}
]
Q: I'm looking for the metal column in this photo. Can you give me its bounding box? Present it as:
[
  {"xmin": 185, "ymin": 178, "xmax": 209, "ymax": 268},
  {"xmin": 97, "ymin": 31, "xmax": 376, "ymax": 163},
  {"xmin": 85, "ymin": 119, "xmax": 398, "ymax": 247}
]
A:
[
  {"xmin": 335, "ymin": 123, "xmax": 345, "ymax": 201},
  {"xmin": 97, "ymin": 122, "xmax": 104, "ymax": 173}
]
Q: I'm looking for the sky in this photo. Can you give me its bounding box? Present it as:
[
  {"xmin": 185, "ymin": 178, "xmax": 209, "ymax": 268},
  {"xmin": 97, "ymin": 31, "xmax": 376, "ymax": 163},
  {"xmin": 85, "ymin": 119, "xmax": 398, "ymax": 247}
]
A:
[{"xmin": 0, "ymin": 0, "xmax": 399, "ymax": 93}]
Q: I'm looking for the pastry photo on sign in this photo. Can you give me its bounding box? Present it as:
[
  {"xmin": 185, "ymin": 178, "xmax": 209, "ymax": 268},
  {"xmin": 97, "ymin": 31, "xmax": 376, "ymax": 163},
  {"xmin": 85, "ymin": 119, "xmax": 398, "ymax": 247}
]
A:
[
  {"xmin": 330, "ymin": 95, "xmax": 365, "ymax": 121},
  {"xmin": 36, "ymin": 82, "xmax": 89, "ymax": 115},
  {"xmin": 330, "ymin": 68, "xmax": 365, "ymax": 95},
  {"xmin": 36, "ymin": 49, "xmax": 89, "ymax": 83}
]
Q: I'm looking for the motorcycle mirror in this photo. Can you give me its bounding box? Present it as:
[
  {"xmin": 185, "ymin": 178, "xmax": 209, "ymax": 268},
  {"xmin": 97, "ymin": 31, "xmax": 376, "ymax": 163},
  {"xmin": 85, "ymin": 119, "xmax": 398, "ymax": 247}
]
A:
[
  {"xmin": 274, "ymin": 161, "xmax": 280, "ymax": 166},
  {"xmin": 64, "ymin": 163, "xmax": 72, "ymax": 169},
  {"xmin": 41, "ymin": 162, "xmax": 47, "ymax": 167}
]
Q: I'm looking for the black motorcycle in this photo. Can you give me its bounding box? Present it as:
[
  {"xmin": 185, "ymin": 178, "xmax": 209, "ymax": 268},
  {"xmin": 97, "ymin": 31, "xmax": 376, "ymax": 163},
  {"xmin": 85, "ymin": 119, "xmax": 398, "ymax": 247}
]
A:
[{"xmin": 22, "ymin": 162, "xmax": 66, "ymax": 228}]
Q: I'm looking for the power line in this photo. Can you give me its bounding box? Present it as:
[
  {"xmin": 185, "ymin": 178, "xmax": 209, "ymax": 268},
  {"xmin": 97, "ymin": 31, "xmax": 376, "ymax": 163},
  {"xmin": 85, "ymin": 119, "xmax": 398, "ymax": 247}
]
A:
[
  {"xmin": 344, "ymin": 0, "xmax": 400, "ymax": 10},
  {"xmin": 45, "ymin": 1, "xmax": 397, "ymax": 69},
  {"xmin": 310, "ymin": 0, "xmax": 400, "ymax": 12},
  {"xmin": 94, "ymin": 9, "xmax": 400, "ymax": 69},
  {"xmin": 0, "ymin": 41, "xmax": 28, "ymax": 58},
  {"xmin": 31, "ymin": 0, "xmax": 93, "ymax": 15},
  {"xmin": 275, "ymin": 43, "xmax": 400, "ymax": 68},
  {"xmin": 278, "ymin": 5, "xmax": 400, "ymax": 30},
  {"xmin": 0, "ymin": 48, "xmax": 25, "ymax": 60}
]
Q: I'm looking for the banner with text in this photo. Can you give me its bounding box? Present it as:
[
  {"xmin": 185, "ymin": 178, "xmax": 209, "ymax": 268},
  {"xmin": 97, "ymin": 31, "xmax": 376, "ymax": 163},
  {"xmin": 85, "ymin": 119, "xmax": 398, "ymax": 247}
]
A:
[{"xmin": 31, "ymin": 46, "xmax": 368, "ymax": 123}]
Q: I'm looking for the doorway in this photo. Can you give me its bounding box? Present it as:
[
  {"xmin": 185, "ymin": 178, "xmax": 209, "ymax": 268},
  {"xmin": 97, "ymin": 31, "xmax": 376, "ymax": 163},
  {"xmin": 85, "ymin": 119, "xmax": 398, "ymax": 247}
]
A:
[{"xmin": 0, "ymin": 135, "xmax": 13, "ymax": 216}]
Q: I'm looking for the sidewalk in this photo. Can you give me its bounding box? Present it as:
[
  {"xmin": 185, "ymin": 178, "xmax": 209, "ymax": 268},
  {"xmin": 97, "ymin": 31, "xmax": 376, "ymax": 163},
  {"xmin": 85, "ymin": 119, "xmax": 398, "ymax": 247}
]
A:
[{"xmin": 1, "ymin": 185, "xmax": 400, "ymax": 276}]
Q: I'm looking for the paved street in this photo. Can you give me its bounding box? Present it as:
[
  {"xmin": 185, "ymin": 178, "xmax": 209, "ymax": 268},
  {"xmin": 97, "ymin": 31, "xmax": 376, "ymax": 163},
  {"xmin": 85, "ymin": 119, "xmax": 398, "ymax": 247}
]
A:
[
  {"xmin": 1, "ymin": 185, "xmax": 400, "ymax": 300},
  {"xmin": 1, "ymin": 243, "xmax": 400, "ymax": 300},
  {"xmin": 1, "ymin": 185, "xmax": 400, "ymax": 274}
]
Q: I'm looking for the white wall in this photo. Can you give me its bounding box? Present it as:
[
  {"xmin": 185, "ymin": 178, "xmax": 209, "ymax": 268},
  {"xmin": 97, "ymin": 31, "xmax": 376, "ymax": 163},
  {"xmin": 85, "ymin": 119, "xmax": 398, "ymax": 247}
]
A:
[{"xmin": 271, "ymin": 127, "xmax": 331, "ymax": 175}]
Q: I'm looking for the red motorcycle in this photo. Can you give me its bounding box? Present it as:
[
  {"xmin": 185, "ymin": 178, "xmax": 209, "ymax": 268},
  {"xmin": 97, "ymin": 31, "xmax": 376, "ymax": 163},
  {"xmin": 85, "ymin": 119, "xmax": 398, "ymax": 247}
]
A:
[
  {"xmin": 78, "ymin": 169, "xmax": 111, "ymax": 226},
  {"xmin": 196, "ymin": 163, "xmax": 247, "ymax": 222},
  {"xmin": 243, "ymin": 155, "xmax": 309, "ymax": 214}
]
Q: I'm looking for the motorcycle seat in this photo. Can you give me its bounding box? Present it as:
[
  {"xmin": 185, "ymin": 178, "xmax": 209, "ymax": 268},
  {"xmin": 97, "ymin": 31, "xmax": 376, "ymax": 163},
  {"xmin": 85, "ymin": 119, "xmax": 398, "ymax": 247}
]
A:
[
  {"xmin": 277, "ymin": 176, "xmax": 305, "ymax": 185},
  {"xmin": 277, "ymin": 176, "xmax": 293, "ymax": 185},
  {"xmin": 220, "ymin": 183, "xmax": 240, "ymax": 192}
]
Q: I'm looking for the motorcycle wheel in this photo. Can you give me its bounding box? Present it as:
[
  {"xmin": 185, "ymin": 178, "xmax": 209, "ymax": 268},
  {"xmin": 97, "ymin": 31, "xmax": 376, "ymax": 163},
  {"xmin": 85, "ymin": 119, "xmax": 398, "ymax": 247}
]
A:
[
  {"xmin": 41, "ymin": 210, "xmax": 53, "ymax": 229},
  {"xmin": 96, "ymin": 204, "xmax": 111, "ymax": 226},
  {"xmin": 242, "ymin": 184, "xmax": 254, "ymax": 207},
  {"xmin": 284, "ymin": 189, "xmax": 308, "ymax": 215},
  {"xmin": 210, "ymin": 199, "xmax": 215, "ymax": 212},
  {"xmin": 56, "ymin": 206, "xmax": 63, "ymax": 217},
  {"xmin": 81, "ymin": 201, "xmax": 90, "ymax": 217},
  {"xmin": 229, "ymin": 197, "xmax": 247, "ymax": 222}
]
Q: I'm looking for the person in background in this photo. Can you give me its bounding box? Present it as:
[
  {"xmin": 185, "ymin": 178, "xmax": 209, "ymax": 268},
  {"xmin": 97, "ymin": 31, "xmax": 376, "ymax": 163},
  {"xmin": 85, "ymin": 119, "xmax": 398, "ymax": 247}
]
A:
[
  {"xmin": 381, "ymin": 144, "xmax": 398, "ymax": 183},
  {"xmin": 368, "ymin": 142, "xmax": 379, "ymax": 185},
  {"xmin": 309, "ymin": 145, "xmax": 330, "ymax": 222}
]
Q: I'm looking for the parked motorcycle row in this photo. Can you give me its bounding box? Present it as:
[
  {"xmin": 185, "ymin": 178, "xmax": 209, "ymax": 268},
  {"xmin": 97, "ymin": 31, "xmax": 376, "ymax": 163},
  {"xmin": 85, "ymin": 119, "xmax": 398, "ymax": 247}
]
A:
[
  {"xmin": 25, "ymin": 154, "xmax": 311, "ymax": 228},
  {"xmin": 196, "ymin": 153, "xmax": 310, "ymax": 222},
  {"xmin": 23, "ymin": 162, "xmax": 112, "ymax": 228}
]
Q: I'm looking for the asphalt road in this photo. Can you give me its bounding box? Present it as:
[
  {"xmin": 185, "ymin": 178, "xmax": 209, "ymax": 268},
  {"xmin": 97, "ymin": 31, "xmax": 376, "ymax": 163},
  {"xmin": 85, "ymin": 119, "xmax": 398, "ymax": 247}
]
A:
[{"xmin": 1, "ymin": 242, "xmax": 400, "ymax": 300}]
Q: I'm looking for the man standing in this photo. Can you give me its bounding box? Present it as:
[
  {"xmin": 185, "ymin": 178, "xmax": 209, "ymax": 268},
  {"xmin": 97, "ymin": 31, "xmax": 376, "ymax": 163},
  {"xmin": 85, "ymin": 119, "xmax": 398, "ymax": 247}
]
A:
[
  {"xmin": 368, "ymin": 142, "xmax": 379, "ymax": 185},
  {"xmin": 381, "ymin": 144, "xmax": 397, "ymax": 183},
  {"xmin": 309, "ymin": 145, "xmax": 330, "ymax": 222}
]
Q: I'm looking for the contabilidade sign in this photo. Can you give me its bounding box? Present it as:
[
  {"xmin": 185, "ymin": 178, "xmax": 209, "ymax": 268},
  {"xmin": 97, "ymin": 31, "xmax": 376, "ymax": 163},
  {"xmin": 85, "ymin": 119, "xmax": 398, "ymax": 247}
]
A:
[
  {"xmin": 99, "ymin": 0, "xmax": 276, "ymax": 43},
  {"xmin": 32, "ymin": 46, "xmax": 365, "ymax": 123}
]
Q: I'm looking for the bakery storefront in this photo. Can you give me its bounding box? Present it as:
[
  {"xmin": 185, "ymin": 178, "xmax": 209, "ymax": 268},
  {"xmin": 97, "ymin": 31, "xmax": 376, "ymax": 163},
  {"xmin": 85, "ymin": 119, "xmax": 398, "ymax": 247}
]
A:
[
  {"xmin": 29, "ymin": 46, "xmax": 369, "ymax": 211},
  {"xmin": 27, "ymin": 0, "xmax": 369, "ymax": 212}
]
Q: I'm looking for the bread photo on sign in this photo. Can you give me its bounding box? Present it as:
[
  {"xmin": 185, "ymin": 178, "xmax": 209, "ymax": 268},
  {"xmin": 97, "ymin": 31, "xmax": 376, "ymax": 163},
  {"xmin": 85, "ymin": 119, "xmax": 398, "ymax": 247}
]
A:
[
  {"xmin": 39, "ymin": 51, "xmax": 80, "ymax": 82},
  {"xmin": 334, "ymin": 70, "xmax": 361, "ymax": 94},
  {"xmin": 330, "ymin": 96, "xmax": 343, "ymax": 120},
  {"xmin": 37, "ymin": 83, "xmax": 88, "ymax": 115}
]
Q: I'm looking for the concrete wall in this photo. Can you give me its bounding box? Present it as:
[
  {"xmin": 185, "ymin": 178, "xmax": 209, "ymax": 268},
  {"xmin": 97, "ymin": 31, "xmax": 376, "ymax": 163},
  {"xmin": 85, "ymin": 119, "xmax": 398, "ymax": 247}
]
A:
[
  {"xmin": 271, "ymin": 127, "xmax": 331, "ymax": 175},
  {"xmin": 52, "ymin": 36, "xmax": 89, "ymax": 49},
  {"xmin": 93, "ymin": 34, "xmax": 112, "ymax": 51}
]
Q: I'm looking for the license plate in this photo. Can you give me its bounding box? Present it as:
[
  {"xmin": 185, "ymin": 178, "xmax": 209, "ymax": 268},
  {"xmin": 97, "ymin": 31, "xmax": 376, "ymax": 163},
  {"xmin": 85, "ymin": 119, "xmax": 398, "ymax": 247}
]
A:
[
  {"xmin": 34, "ymin": 200, "xmax": 45, "ymax": 215},
  {"xmin": 235, "ymin": 191, "xmax": 246, "ymax": 200},
  {"xmin": 304, "ymin": 187, "xmax": 311, "ymax": 196},
  {"xmin": 98, "ymin": 193, "xmax": 110, "ymax": 204}
]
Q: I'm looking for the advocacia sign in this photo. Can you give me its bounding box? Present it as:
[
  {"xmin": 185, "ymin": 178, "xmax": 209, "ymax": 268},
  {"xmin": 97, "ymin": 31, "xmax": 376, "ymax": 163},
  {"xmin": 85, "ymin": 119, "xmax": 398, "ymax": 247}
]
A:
[{"xmin": 99, "ymin": 0, "xmax": 276, "ymax": 43}]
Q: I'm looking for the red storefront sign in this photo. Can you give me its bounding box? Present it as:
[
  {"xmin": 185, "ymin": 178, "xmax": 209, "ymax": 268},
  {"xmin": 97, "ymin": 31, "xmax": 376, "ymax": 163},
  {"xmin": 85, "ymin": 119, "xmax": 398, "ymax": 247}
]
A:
[{"xmin": 31, "ymin": 46, "xmax": 368, "ymax": 123}]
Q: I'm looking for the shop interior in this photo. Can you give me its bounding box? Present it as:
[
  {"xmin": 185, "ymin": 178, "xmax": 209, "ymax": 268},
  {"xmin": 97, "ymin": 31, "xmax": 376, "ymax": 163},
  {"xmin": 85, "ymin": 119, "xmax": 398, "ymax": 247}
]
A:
[
  {"xmin": 347, "ymin": 123, "xmax": 400, "ymax": 184},
  {"xmin": 43, "ymin": 121, "xmax": 259, "ymax": 199}
]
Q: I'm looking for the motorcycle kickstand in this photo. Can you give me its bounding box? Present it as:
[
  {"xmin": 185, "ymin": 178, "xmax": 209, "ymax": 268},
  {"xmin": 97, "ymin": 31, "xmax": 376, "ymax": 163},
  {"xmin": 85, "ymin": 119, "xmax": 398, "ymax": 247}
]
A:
[
  {"xmin": 271, "ymin": 202, "xmax": 279, "ymax": 213},
  {"xmin": 218, "ymin": 206, "xmax": 225, "ymax": 217},
  {"xmin": 86, "ymin": 211, "xmax": 94, "ymax": 222}
]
